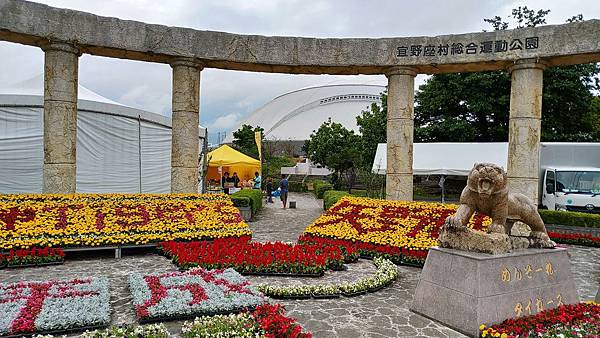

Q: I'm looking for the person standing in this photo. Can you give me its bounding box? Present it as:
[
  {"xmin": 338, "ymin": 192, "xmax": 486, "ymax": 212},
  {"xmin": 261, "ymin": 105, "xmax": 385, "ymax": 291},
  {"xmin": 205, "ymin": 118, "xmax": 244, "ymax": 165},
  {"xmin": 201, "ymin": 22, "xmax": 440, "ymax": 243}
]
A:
[
  {"xmin": 232, "ymin": 172, "xmax": 240, "ymax": 188},
  {"xmin": 280, "ymin": 174, "xmax": 289, "ymax": 209},
  {"xmin": 266, "ymin": 177, "xmax": 273, "ymax": 203},
  {"xmin": 221, "ymin": 172, "xmax": 230, "ymax": 194},
  {"xmin": 253, "ymin": 171, "xmax": 262, "ymax": 190}
]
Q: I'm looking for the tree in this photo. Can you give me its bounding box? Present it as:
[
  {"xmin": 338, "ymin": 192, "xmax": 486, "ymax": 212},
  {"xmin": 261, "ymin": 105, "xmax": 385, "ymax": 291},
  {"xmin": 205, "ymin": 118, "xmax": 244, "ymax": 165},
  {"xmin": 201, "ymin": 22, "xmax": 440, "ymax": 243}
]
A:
[
  {"xmin": 414, "ymin": 8, "xmax": 600, "ymax": 142},
  {"xmin": 356, "ymin": 92, "xmax": 387, "ymax": 168},
  {"xmin": 231, "ymin": 124, "xmax": 263, "ymax": 158},
  {"xmin": 304, "ymin": 119, "xmax": 362, "ymax": 191}
]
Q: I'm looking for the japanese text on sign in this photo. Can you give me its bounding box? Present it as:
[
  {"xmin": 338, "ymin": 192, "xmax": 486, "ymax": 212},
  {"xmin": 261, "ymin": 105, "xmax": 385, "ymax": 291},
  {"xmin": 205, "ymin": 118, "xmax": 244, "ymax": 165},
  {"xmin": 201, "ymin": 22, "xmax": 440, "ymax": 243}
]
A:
[
  {"xmin": 396, "ymin": 37, "xmax": 539, "ymax": 58},
  {"xmin": 514, "ymin": 294, "xmax": 564, "ymax": 317},
  {"xmin": 501, "ymin": 262, "xmax": 554, "ymax": 283}
]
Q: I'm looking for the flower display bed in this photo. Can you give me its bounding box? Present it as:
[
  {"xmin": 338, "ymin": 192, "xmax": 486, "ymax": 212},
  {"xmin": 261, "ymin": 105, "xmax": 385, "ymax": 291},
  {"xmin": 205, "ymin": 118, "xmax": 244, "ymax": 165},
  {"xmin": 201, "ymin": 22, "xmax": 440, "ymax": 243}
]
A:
[
  {"xmin": 548, "ymin": 231, "xmax": 600, "ymax": 247},
  {"xmin": 479, "ymin": 302, "xmax": 599, "ymax": 338},
  {"xmin": 256, "ymin": 257, "xmax": 398, "ymax": 299},
  {"xmin": 1, "ymin": 247, "xmax": 65, "ymax": 268},
  {"xmin": 79, "ymin": 323, "xmax": 170, "ymax": 338},
  {"xmin": 182, "ymin": 304, "xmax": 312, "ymax": 338},
  {"xmin": 129, "ymin": 267, "xmax": 264, "ymax": 322},
  {"xmin": 0, "ymin": 193, "xmax": 251, "ymax": 249},
  {"xmin": 302, "ymin": 197, "xmax": 490, "ymax": 265},
  {"xmin": 159, "ymin": 236, "xmax": 354, "ymax": 276},
  {"xmin": 0, "ymin": 277, "xmax": 110, "ymax": 336}
]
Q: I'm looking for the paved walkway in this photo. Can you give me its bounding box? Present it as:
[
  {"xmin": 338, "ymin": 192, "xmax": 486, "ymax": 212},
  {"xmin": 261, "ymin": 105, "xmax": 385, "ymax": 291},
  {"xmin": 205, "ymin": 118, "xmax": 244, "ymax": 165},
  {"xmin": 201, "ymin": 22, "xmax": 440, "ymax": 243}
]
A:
[
  {"xmin": 1, "ymin": 192, "xmax": 598, "ymax": 338},
  {"xmin": 249, "ymin": 192, "xmax": 324, "ymax": 242}
]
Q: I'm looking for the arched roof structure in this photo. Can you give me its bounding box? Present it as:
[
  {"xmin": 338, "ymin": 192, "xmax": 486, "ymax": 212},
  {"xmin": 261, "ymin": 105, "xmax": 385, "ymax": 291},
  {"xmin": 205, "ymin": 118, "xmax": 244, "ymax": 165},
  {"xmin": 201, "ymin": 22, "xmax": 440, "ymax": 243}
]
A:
[{"xmin": 226, "ymin": 84, "xmax": 385, "ymax": 141}]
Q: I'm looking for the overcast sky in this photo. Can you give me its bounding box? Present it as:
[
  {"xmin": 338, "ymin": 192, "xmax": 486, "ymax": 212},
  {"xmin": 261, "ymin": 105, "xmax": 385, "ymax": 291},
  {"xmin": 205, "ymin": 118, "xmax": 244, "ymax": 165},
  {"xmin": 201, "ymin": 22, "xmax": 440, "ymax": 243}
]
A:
[{"xmin": 1, "ymin": 0, "xmax": 599, "ymax": 143}]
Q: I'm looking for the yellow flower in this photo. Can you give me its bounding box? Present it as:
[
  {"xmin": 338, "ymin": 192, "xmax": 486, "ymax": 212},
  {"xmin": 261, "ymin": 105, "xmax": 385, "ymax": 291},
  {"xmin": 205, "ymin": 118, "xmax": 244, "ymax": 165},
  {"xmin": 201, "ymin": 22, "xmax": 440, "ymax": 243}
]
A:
[{"xmin": 0, "ymin": 193, "xmax": 251, "ymax": 249}]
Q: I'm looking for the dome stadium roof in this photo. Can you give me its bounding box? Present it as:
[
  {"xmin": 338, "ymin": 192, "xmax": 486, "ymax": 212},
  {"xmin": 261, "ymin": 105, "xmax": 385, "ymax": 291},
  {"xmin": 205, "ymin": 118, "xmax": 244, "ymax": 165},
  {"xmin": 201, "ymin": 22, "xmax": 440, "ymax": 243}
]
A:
[{"xmin": 225, "ymin": 84, "xmax": 385, "ymax": 142}]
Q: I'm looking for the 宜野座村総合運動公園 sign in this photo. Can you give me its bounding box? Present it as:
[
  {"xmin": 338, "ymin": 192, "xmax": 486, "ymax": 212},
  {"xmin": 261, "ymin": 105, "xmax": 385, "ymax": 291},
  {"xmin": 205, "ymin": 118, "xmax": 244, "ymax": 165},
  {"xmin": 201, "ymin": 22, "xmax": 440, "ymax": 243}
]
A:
[{"xmin": 396, "ymin": 37, "xmax": 539, "ymax": 57}]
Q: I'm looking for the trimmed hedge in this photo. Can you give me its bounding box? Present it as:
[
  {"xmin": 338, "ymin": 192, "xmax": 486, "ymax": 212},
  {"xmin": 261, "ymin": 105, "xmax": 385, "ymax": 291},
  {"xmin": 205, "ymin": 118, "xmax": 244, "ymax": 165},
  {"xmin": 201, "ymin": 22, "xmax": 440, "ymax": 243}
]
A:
[
  {"xmin": 231, "ymin": 189, "xmax": 263, "ymax": 216},
  {"xmin": 313, "ymin": 181, "xmax": 333, "ymax": 199},
  {"xmin": 323, "ymin": 190, "xmax": 350, "ymax": 210},
  {"xmin": 288, "ymin": 181, "xmax": 308, "ymax": 192},
  {"xmin": 539, "ymin": 209, "xmax": 600, "ymax": 228},
  {"xmin": 231, "ymin": 196, "xmax": 250, "ymax": 208}
]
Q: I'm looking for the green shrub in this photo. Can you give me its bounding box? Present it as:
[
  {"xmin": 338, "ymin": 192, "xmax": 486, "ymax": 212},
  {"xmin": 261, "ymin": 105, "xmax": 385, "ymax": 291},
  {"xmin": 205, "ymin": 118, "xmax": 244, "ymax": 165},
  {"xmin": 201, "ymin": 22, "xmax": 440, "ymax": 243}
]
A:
[
  {"xmin": 350, "ymin": 190, "xmax": 368, "ymax": 197},
  {"xmin": 231, "ymin": 196, "xmax": 250, "ymax": 208},
  {"xmin": 323, "ymin": 190, "xmax": 350, "ymax": 210},
  {"xmin": 313, "ymin": 181, "xmax": 333, "ymax": 199},
  {"xmin": 288, "ymin": 181, "xmax": 307, "ymax": 192},
  {"xmin": 230, "ymin": 189, "xmax": 263, "ymax": 216},
  {"xmin": 539, "ymin": 209, "xmax": 600, "ymax": 228}
]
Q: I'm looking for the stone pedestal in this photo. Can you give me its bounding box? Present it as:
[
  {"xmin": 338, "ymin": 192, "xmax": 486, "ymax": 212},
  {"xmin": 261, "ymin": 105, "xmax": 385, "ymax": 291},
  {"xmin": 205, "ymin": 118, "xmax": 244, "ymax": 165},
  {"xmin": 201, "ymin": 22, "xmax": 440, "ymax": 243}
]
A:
[
  {"xmin": 385, "ymin": 66, "xmax": 416, "ymax": 201},
  {"xmin": 507, "ymin": 59, "xmax": 546, "ymax": 204},
  {"xmin": 411, "ymin": 247, "xmax": 578, "ymax": 337}
]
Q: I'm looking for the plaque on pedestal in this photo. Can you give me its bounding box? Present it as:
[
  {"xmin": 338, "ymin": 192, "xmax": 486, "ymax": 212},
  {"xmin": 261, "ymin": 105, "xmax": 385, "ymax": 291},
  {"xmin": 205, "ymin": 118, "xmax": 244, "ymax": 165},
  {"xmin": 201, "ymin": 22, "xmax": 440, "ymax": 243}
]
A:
[{"xmin": 411, "ymin": 247, "xmax": 579, "ymax": 337}]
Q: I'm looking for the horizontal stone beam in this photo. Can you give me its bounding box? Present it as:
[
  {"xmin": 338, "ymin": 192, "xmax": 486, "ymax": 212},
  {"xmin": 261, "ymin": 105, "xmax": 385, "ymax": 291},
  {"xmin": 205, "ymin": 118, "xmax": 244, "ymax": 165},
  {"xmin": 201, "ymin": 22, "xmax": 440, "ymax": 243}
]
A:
[{"xmin": 1, "ymin": 0, "xmax": 600, "ymax": 74}]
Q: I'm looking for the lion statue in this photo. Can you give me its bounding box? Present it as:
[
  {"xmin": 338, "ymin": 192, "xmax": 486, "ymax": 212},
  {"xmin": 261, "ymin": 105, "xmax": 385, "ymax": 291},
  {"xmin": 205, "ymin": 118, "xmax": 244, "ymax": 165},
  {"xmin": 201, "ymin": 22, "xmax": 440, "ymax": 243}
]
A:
[{"xmin": 446, "ymin": 163, "xmax": 555, "ymax": 248}]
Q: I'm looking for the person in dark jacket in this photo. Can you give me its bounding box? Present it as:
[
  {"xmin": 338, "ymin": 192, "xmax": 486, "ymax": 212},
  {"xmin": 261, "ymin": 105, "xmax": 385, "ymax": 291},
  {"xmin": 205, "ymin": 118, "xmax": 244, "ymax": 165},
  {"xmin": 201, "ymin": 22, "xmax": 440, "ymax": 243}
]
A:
[
  {"xmin": 232, "ymin": 172, "xmax": 240, "ymax": 188},
  {"xmin": 266, "ymin": 178, "xmax": 273, "ymax": 203},
  {"xmin": 280, "ymin": 174, "xmax": 289, "ymax": 209}
]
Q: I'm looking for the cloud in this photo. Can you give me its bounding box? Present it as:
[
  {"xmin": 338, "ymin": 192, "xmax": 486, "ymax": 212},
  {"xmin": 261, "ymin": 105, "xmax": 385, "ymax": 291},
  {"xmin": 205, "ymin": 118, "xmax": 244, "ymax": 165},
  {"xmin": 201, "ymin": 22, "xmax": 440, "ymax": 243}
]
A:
[{"xmin": 208, "ymin": 112, "xmax": 242, "ymax": 131}]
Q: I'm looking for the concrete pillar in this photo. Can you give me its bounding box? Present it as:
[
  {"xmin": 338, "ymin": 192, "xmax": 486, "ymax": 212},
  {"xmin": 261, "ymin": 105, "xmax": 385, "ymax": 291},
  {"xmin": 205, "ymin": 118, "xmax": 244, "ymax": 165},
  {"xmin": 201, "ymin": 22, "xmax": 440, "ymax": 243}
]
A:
[
  {"xmin": 507, "ymin": 59, "xmax": 546, "ymax": 204},
  {"xmin": 385, "ymin": 66, "xmax": 417, "ymax": 201},
  {"xmin": 42, "ymin": 42, "xmax": 80, "ymax": 193},
  {"xmin": 170, "ymin": 58, "xmax": 202, "ymax": 193}
]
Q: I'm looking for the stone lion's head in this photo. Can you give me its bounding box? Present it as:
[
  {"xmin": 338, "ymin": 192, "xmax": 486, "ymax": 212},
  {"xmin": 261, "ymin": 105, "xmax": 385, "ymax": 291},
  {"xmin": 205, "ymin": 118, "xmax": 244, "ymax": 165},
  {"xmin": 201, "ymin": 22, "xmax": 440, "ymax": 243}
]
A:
[{"xmin": 467, "ymin": 163, "xmax": 507, "ymax": 198}]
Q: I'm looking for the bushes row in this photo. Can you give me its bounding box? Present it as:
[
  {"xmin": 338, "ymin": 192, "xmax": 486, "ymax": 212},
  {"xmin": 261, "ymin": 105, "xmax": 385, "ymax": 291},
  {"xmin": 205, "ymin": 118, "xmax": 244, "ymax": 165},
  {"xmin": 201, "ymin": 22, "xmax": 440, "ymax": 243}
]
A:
[
  {"xmin": 231, "ymin": 189, "xmax": 263, "ymax": 216},
  {"xmin": 313, "ymin": 181, "xmax": 333, "ymax": 199},
  {"xmin": 323, "ymin": 190, "xmax": 350, "ymax": 210},
  {"xmin": 539, "ymin": 209, "xmax": 600, "ymax": 228}
]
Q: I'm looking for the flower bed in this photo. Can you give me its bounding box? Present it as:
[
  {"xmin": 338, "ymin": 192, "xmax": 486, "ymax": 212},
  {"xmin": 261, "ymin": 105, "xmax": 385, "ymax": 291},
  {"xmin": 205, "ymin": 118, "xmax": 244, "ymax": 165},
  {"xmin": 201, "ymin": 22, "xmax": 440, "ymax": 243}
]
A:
[
  {"xmin": 1, "ymin": 247, "xmax": 65, "ymax": 268},
  {"xmin": 182, "ymin": 304, "xmax": 312, "ymax": 338},
  {"xmin": 159, "ymin": 236, "xmax": 353, "ymax": 275},
  {"xmin": 129, "ymin": 267, "xmax": 264, "ymax": 322},
  {"xmin": 0, "ymin": 277, "xmax": 110, "ymax": 336},
  {"xmin": 0, "ymin": 193, "xmax": 251, "ymax": 249},
  {"xmin": 302, "ymin": 196, "xmax": 490, "ymax": 265},
  {"xmin": 256, "ymin": 257, "xmax": 398, "ymax": 299},
  {"xmin": 548, "ymin": 231, "xmax": 600, "ymax": 247},
  {"xmin": 79, "ymin": 323, "xmax": 170, "ymax": 338},
  {"xmin": 480, "ymin": 302, "xmax": 599, "ymax": 338}
]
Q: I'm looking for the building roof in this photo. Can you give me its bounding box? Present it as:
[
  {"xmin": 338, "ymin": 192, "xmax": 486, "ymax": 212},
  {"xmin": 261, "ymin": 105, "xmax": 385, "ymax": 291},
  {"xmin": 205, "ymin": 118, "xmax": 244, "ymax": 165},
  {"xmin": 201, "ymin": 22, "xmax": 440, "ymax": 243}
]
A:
[{"xmin": 225, "ymin": 84, "xmax": 385, "ymax": 142}]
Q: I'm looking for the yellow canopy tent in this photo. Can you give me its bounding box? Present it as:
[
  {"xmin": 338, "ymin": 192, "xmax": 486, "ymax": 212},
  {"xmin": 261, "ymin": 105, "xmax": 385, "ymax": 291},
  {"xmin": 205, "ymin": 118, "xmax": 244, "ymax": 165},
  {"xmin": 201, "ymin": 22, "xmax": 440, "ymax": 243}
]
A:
[{"xmin": 206, "ymin": 145, "xmax": 261, "ymax": 183}]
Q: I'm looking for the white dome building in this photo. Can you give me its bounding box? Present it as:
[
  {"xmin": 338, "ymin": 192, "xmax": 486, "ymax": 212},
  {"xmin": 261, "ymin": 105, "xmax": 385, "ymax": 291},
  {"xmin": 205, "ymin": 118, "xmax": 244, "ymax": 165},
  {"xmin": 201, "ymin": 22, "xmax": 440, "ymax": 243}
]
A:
[
  {"xmin": 226, "ymin": 84, "xmax": 385, "ymax": 143},
  {"xmin": 0, "ymin": 75, "xmax": 206, "ymax": 193}
]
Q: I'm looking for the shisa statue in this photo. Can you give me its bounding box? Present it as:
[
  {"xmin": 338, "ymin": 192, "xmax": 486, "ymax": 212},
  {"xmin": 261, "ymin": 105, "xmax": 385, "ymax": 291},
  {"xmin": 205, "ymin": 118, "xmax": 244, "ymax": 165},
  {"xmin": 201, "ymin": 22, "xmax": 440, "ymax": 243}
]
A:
[{"xmin": 439, "ymin": 163, "xmax": 556, "ymax": 254}]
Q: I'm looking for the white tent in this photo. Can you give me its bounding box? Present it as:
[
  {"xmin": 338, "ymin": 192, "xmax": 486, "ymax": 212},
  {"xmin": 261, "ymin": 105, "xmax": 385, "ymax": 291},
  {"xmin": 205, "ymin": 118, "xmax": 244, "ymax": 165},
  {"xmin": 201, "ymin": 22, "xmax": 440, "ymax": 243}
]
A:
[
  {"xmin": 372, "ymin": 143, "xmax": 509, "ymax": 176},
  {"xmin": 0, "ymin": 75, "xmax": 206, "ymax": 193}
]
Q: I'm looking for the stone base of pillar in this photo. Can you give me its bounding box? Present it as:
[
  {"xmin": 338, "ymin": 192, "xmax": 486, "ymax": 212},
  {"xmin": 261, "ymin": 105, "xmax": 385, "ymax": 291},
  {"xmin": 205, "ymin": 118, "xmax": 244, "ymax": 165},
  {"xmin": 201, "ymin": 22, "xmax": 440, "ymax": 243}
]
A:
[
  {"xmin": 171, "ymin": 166, "xmax": 199, "ymax": 193},
  {"xmin": 43, "ymin": 163, "xmax": 76, "ymax": 193},
  {"xmin": 507, "ymin": 177, "xmax": 539, "ymax": 205},
  {"xmin": 386, "ymin": 173, "xmax": 412, "ymax": 201}
]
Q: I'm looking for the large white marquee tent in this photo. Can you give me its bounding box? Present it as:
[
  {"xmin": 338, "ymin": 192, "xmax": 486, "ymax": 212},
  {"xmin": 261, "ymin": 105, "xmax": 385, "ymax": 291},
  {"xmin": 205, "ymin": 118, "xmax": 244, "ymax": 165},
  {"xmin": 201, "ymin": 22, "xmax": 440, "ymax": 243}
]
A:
[
  {"xmin": 225, "ymin": 84, "xmax": 385, "ymax": 142},
  {"xmin": 0, "ymin": 76, "xmax": 206, "ymax": 193}
]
